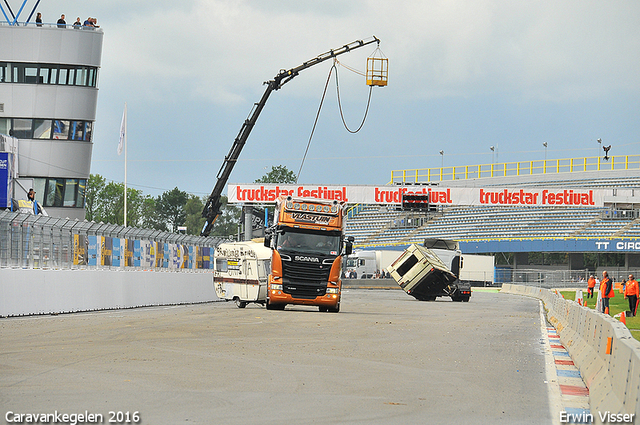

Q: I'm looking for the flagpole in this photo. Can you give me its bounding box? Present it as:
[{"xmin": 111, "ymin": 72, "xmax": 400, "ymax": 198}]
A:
[{"xmin": 124, "ymin": 102, "xmax": 128, "ymax": 227}]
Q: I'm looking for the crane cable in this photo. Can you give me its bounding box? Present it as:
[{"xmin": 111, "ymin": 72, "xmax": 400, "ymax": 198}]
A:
[
  {"xmin": 296, "ymin": 59, "xmax": 374, "ymax": 182},
  {"xmin": 296, "ymin": 62, "xmax": 335, "ymax": 183},
  {"xmin": 335, "ymin": 63, "xmax": 374, "ymax": 134}
]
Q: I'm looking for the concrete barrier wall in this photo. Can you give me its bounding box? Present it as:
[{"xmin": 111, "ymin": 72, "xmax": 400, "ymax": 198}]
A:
[
  {"xmin": 0, "ymin": 269, "xmax": 218, "ymax": 317},
  {"xmin": 502, "ymin": 284, "xmax": 640, "ymax": 423}
]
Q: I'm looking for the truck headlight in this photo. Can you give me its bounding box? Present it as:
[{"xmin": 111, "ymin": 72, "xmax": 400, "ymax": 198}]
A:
[
  {"xmin": 326, "ymin": 287, "xmax": 339, "ymax": 294},
  {"xmin": 271, "ymin": 283, "xmax": 283, "ymax": 290}
]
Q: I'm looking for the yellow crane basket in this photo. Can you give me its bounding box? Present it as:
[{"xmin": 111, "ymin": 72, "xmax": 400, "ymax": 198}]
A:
[{"xmin": 366, "ymin": 51, "xmax": 388, "ymax": 87}]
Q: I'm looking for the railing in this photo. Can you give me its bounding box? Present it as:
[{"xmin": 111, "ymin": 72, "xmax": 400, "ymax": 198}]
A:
[
  {"xmin": 0, "ymin": 210, "xmax": 223, "ymax": 270},
  {"xmin": 391, "ymin": 155, "xmax": 640, "ymax": 184},
  {"xmin": 0, "ymin": 21, "xmax": 103, "ymax": 31}
]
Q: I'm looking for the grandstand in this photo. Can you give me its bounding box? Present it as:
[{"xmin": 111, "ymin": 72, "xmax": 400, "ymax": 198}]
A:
[{"xmin": 346, "ymin": 154, "xmax": 640, "ymax": 272}]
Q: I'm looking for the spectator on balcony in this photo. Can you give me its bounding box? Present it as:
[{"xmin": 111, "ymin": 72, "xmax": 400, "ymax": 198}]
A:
[
  {"xmin": 35, "ymin": 12, "xmax": 42, "ymax": 27},
  {"xmin": 73, "ymin": 17, "xmax": 82, "ymax": 29},
  {"xmin": 57, "ymin": 14, "xmax": 66, "ymax": 28}
]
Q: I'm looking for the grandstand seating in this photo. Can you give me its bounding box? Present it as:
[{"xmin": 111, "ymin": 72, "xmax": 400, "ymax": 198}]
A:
[{"xmin": 346, "ymin": 169, "xmax": 640, "ymax": 247}]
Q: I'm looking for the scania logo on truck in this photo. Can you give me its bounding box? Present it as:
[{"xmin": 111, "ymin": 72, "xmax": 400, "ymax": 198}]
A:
[{"xmin": 295, "ymin": 256, "xmax": 320, "ymax": 263}]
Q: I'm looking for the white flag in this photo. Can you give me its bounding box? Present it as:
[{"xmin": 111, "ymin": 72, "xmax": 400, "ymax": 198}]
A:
[{"xmin": 117, "ymin": 104, "xmax": 126, "ymax": 155}]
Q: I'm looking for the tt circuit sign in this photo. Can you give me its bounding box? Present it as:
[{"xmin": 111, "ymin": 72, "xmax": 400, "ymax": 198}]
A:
[
  {"xmin": 462, "ymin": 239, "xmax": 640, "ymax": 254},
  {"xmin": 227, "ymin": 184, "xmax": 627, "ymax": 208}
]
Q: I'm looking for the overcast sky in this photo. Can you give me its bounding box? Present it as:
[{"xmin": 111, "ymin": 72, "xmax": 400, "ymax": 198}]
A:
[{"xmin": 25, "ymin": 0, "xmax": 640, "ymax": 197}]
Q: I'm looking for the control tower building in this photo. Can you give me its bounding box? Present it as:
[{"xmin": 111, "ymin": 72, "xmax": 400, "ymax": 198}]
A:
[{"xmin": 0, "ymin": 8, "xmax": 103, "ymax": 220}]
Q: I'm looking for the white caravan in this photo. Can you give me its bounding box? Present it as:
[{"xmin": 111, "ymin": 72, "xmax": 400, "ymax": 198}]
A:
[{"xmin": 214, "ymin": 240, "xmax": 272, "ymax": 308}]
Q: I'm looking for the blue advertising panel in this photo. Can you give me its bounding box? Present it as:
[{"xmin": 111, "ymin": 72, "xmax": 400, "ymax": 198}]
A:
[
  {"xmin": 0, "ymin": 152, "xmax": 12, "ymax": 208},
  {"xmin": 112, "ymin": 238, "xmax": 121, "ymax": 267},
  {"xmin": 134, "ymin": 240, "xmax": 141, "ymax": 267},
  {"xmin": 87, "ymin": 235, "xmax": 98, "ymax": 266}
]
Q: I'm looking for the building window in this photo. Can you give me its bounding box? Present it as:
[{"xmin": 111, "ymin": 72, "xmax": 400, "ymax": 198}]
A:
[
  {"xmin": 70, "ymin": 121, "xmax": 86, "ymax": 140},
  {"xmin": 53, "ymin": 120, "xmax": 70, "ymax": 139},
  {"xmin": 12, "ymin": 119, "xmax": 33, "ymax": 138},
  {"xmin": 0, "ymin": 118, "xmax": 10, "ymax": 135},
  {"xmin": 34, "ymin": 177, "xmax": 87, "ymax": 208},
  {"xmin": 5, "ymin": 118, "xmax": 93, "ymax": 141},
  {"xmin": 0, "ymin": 62, "xmax": 98, "ymax": 87},
  {"xmin": 39, "ymin": 67, "xmax": 50, "ymax": 84},
  {"xmin": 33, "ymin": 119, "xmax": 52, "ymax": 139},
  {"xmin": 0, "ymin": 62, "xmax": 8, "ymax": 83},
  {"xmin": 58, "ymin": 67, "xmax": 68, "ymax": 85}
]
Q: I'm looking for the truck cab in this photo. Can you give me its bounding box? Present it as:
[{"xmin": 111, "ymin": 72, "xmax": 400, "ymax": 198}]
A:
[{"xmin": 264, "ymin": 196, "xmax": 352, "ymax": 312}]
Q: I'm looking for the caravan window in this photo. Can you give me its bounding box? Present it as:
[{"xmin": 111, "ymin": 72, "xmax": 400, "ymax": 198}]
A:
[
  {"xmin": 258, "ymin": 259, "xmax": 271, "ymax": 279},
  {"xmin": 216, "ymin": 258, "xmax": 227, "ymax": 272}
]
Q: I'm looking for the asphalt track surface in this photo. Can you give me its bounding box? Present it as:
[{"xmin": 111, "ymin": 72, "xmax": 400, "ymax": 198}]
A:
[{"xmin": 1, "ymin": 290, "xmax": 553, "ymax": 425}]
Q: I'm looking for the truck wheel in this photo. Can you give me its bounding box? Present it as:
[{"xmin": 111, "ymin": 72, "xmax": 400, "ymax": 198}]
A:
[
  {"xmin": 319, "ymin": 306, "xmax": 328, "ymax": 312},
  {"xmin": 462, "ymin": 296, "xmax": 470, "ymax": 302},
  {"xmin": 451, "ymin": 296, "xmax": 463, "ymax": 302},
  {"xmin": 235, "ymin": 299, "xmax": 247, "ymax": 308},
  {"xmin": 328, "ymin": 302, "xmax": 340, "ymax": 313},
  {"xmin": 267, "ymin": 301, "xmax": 285, "ymax": 310}
]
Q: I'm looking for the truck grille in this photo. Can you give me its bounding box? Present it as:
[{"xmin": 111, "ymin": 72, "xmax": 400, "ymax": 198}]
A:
[{"xmin": 282, "ymin": 260, "xmax": 331, "ymax": 298}]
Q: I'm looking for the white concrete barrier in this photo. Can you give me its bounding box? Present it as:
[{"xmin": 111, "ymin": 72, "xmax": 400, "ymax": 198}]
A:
[
  {"xmin": 501, "ymin": 284, "xmax": 640, "ymax": 422},
  {"xmin": 0, "ymin": 269, "xmax": 218, "ymax": 317}
]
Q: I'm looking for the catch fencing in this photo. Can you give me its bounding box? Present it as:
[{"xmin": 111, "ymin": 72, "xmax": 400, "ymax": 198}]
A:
[
  {"xmin": 497, "ymin": 268, "xmax": 640, "ymax": 289},
  {"xmin": 0, "ymin": 210, "xmax": 224, "ymax": 271}
]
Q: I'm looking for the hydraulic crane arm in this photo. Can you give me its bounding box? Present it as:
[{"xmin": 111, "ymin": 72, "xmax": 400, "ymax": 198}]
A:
[{"xmin": 200, "ymin": 36, "xmax": 380, "ymax": 236}]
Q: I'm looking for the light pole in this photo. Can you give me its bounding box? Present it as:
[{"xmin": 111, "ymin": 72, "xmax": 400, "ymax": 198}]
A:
[
  {"xmin": 543, "ymin": 142, "xmax": 548, "ymax": 161},
  {"xmin": 439, "ymin": 150, "xmax": 444, "ymax": 168},
  {"xmin": 490, "ymin": 146, "xmax": 495, "ymax": 164}
]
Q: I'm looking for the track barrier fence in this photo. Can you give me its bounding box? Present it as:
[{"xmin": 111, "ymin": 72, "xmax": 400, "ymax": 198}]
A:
[{"xmin": 501, "ymin": 284, "xmax": 640, "ymax": 423}]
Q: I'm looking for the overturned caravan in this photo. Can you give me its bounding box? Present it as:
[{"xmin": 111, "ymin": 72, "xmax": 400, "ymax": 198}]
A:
[{"xmin": 387, "ymin": 243, "xmax": 471, "ymax": 302}]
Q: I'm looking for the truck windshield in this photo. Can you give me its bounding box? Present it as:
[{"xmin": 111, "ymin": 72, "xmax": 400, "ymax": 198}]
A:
[{"xmin": 276, "ymin": 230, "xmax": 341, "ymax": 256}]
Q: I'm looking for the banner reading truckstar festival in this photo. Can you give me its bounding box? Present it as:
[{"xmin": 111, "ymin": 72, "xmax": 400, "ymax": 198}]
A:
[{"xmin": 226, "ymin": 184, "xmax": 636, "ymax": 208}]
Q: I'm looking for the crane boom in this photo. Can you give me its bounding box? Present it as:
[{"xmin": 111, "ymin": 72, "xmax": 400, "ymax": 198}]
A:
[{"xmin": 200, "ymin": 36, "xmax": 380, "ymax": 236}]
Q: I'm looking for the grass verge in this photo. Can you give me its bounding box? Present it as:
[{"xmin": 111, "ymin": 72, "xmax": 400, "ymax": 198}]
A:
[{"xmin": 559, "ymin": 290, "xmax": 640, "ymax": 342}]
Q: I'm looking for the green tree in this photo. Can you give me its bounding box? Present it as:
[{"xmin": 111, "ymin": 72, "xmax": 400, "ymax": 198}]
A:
[
  {"xmin": 85, "ymin": 174, "xmax": 145, "ymax": 226},
  {"xmin": 252, "ymin": 165, "xmax": 297, "ymax": 228},
  {"xmin": 85, "ymin": 174, "xmax": 106, "ymax": 221},
  {"xmin": 156, "ymin": 187, "xmax": 189, "ymax": 232},
  {"xmin": 140, "ymin": 196, "xmax": 166, "ymax": 231},
  {"xmin": 210, "ymin": 195, "xmax": 240, "ymax": 237},
  {"xmin": 184, "ymin": 195, "xmax": 206, "ymax": 236},
  {"xmin": 254, "ymin": 165, "xmax": 297, "ymax": 184}
]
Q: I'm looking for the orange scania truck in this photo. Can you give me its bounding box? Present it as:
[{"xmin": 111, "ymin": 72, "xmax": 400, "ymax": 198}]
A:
[{"xmin": 263, "ymin": 196, "xmax": 353, "ymax": 312}]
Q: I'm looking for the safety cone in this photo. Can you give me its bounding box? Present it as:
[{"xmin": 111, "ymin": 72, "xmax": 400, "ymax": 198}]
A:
[
  {"xmin": 605, "ymin": 307, "xmax": 609, "ymax": 315},
  {"xmin": 620, "ymin": 311, "xmax": 627, "ymax": 326},
  {"xmin": 578, "ymin": 299, "xmax": 582, "ymax": 306},
  {"xmin": 584, "ymin": 299, "xmax": 588, "ymax": 308}
]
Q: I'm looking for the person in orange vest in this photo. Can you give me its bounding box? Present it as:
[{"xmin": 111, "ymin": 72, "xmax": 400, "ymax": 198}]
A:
[
  {"xmin": 600, "ymin": 271, "xmax": 613, "ymax": 314},
  {"xmin": 587, "ymin": 275, "xmax": 596, "ymax": 298},
  {"xmin": 624, "ymin": 274, "xmax": 639, "ymax": 317}
]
